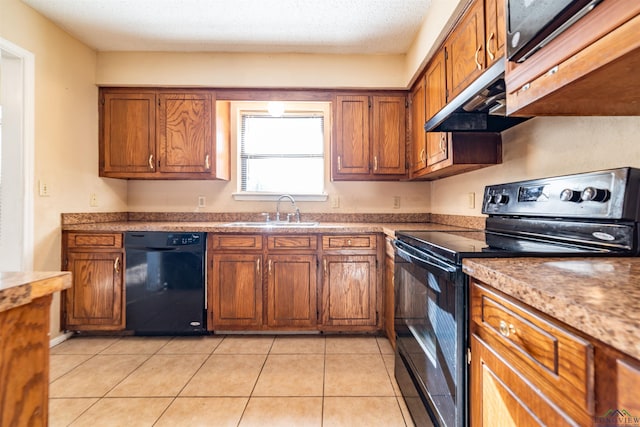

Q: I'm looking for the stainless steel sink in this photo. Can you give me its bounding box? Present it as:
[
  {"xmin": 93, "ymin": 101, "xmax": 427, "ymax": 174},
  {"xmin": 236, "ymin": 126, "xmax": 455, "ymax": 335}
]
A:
[{"xmin": 223, "ymin": 221, "xmax": 319, "ymax": 227}]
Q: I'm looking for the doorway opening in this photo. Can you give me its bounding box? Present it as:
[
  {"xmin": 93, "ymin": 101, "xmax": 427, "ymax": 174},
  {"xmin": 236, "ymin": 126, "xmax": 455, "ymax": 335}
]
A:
[{"xmin": 0, "ymin": 38, "xmax": 34, "ymax": 270}]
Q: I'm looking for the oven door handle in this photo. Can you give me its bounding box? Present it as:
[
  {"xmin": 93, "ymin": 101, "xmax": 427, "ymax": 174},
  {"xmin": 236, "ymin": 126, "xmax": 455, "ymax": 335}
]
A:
[{"xmin": 393, "ymin": 240, "xmax": 458, "ymax": 281}]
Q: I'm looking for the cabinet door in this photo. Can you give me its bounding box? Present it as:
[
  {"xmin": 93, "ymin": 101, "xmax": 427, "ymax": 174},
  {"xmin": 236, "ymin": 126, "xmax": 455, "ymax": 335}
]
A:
[
  {"xmin": 65, "ymin": 251, "xmax": 124, "ymax": 329},
  {"xmin": 470, "ymin": 334, "xmax": 583, "ymax": 427},
  {"xmin": 371, "ymin": 96, "xmax": 407, "ymax": 176},
  {"xmin": 157, "ymin": 91, "xmax": 213, "ymax": 174},
  {"xmin": 100, "ymin": 91, "xmax": 156, "ymax": 175},
  {"xmin": 410, "ymin": 76, "xmax": 427, "ymax": 177},
  {"xmin": 445, "ymin": 0, "xmax": 486, "ymax": 100},
  {"xmin": 210, "ymin": 253, "xmax": 263, "ymax": 328},
  {"xmin": 266, "ymin": 254, "xmax": 317, "ymax": 328},
  {"xmin": 424, "ymin": 50, "xmax": 449, "ymax": 167},
  {"xmin": 322, "ymin": 255, "xmax": 376, "ymax": 326},
  {"xmin": 484, "ymin": 0, "xmax": 505, "ymax": 68},
  {"xmin": 333, "ymin": 95, "xmax": 370, "ymax": 177}
]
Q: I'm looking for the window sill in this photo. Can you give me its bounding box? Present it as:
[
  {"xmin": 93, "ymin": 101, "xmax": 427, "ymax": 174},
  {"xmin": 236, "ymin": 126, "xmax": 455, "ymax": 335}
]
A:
[{"xmin": 232, "ymin": 192, "xmax": 329, "ymax": 202}]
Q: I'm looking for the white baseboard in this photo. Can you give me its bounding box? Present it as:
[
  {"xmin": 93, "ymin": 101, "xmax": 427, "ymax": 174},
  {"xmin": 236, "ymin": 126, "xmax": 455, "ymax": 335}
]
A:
[{"xmin": 50, "ymin": 331, "xmax": 73, "ymax": 348}]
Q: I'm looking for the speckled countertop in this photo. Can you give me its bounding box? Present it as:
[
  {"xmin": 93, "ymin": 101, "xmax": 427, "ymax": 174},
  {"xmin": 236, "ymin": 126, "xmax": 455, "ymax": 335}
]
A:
[
  {"xmin": 463, "ymin": 257, "xmax": 640, "ymax": 360},
  {"xmin": 0, "ymin": 271, "xmax": 72, "ymax": 312},
  {"xmin": 61, "ymin": 220, "xmax": 473, "ymax": 237}
]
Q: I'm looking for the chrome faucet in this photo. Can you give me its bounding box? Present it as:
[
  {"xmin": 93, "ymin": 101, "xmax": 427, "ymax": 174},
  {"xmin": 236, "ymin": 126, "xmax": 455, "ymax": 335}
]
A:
[{"xmin": 276, "ymin": 194, "xmax": 300, "ymax": 222}]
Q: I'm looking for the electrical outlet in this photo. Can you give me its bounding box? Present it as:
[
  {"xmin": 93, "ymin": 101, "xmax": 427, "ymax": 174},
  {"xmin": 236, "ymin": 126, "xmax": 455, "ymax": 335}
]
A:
[
  {"xmin": 90, "ymin": 193, "xmax": 98, "ymax": 207},
  {"xmin": 468, "ymin": 192, "xmax": 475, "ymax": 209},
  {"xmin": 393, "ymin": 196, "xmax": 401, "ymax": 209},
  {"xmin": 331, "ymin": 196, "xmax": 340, "ymax": 209},
  {"xmin": 198, "ymin": 196, "xmax": 206, "ymax": 208},
  {"xmin": 38, "ymin": 180, "xmax": 50, "ymax": 197}
]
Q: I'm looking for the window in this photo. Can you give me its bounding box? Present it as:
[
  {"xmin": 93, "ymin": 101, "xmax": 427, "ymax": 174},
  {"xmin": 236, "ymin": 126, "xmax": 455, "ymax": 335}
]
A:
[{"xmin": 239, "ymin": 106, "xmax": 325, "ymax": 196}]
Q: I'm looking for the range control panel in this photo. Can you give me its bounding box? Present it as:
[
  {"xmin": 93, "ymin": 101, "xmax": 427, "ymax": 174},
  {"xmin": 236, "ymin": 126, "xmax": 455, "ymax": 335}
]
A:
[{"xmin": 482, "ymin": 168, "xmax": 640, "ymax": 220}]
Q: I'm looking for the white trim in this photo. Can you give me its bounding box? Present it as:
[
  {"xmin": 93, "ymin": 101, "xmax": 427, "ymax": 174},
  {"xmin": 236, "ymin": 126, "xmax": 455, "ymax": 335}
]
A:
[
  {"xmin": 232, "ymin": 192, "xmax": 328, "ymax": 202},
  {"xmin": 49, "ymin": 331, "xmax": 74, "ymax": 348},
  {"xmin": 0, "ymin": 38, "xmax": 35, "ymax": 271}
]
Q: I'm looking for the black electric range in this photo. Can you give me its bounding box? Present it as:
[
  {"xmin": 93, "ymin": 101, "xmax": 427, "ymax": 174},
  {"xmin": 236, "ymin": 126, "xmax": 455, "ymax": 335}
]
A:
[{"xmin": 393, "ymin": 167, "xmax": 640, "ymax": 427}]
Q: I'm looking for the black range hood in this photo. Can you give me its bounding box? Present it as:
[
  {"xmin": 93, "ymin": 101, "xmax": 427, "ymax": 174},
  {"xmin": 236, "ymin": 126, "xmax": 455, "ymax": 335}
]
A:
[{"xmin": 424, "ymin": 59, "xmax": 529, "ymax": 133}]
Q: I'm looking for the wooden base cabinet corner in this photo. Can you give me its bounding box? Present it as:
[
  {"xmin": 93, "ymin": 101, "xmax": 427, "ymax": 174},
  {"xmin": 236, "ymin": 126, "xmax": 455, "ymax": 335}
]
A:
[{"xmin": 62, "ymin": 232, "xmax": 125, "ymax": 331}]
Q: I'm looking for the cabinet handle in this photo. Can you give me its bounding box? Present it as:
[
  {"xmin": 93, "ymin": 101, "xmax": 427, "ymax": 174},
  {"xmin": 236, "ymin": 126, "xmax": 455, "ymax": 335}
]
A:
[
  {"xmin": 474, "ymin": 45, "xmax": 483, "ymax": 70},
  {"xmin": 499, "ymin": 320, "xmax": 516, "ymax": 337},
  {"xmin": 420, "ymin": 149, "xmax": 426, "ymax": 165},
  {"xmin": 323, "ymin": 259, "xmax": 327, "ymax": 275},
  {"xmin": 337, "ymin": 155, "xmax": 342, "ymax": 171},
  {"xmin": 487, "ymin": 32, "xmax": 495, "ymax": 61},
  {"xmin": 440, "ymin": 134, "xmax": 447, "ymax": 153},
  {"xmin": 373, "ymin": 156, "xmax": 378, "ymax": 171},
  {"xmin": 205, "ymin": 154, "xmax": 210, "ymax": 170},
  {"xmin": 148, "ymin": 154, "xmax": 154, "ymax": 170},
  {"xmin": 268, "ymin": 259, "xmax": 272, "ymax": 274},
  {"xmin": 347, "ymin": 239, "xmax": 352, "ymax": 246},
  {"xmin": 114, "ymin": 256, "xmax": 120, "ymax": 273},
  {"xmin": 256, "ymin": 258, "xmax": 260, "ymax": 275}
]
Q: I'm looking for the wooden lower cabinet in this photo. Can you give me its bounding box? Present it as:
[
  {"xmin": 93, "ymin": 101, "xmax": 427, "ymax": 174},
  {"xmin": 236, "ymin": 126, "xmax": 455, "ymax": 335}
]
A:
[
  {"xmin": 208, "ymin": 232, "xmax": 382, "ymax": 332},
  {"xmin": 266, "ymin": 254, "xmax": 317, "ymax": 328},
  {"xmin": 321, "ymin": 254, "xmax": 377, "ymax": 327},
  {"xmin": 470, "ymin": 334, "xmax": 585, "ymax": 426},
  {"xmin": 320, "ymin": 234, "xmax": 381, "ymax": 331},
  {"xmin": 63, "ymin": 232, "xmax": 125, "ymax": 331},
  {"xmin": 209, "ymin": 253, "xmax": 263, "ymax": 329},
  {"xmin": 208, "ymin": 234, "xmax": 319, "ymax": 331}
]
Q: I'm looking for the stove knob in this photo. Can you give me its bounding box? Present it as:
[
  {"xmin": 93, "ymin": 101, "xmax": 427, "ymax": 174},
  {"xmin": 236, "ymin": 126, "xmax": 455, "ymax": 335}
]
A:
[
  {"xmin": 560, "ymin": 188, "xmax": 581, "ymax": 202},
  {"xmin": 494, "ymin": 194, "xmax": 509, "ymax": 205},
  {"xmin": 581, "ymin": 187, "xmax": 610, "ymax": 202}
]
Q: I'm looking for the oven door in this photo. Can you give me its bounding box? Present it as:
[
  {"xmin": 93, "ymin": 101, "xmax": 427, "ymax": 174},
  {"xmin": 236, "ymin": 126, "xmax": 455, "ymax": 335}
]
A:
[{"xmin": 394, "ymin": 240, "xmax": 466, "ymax": 427}]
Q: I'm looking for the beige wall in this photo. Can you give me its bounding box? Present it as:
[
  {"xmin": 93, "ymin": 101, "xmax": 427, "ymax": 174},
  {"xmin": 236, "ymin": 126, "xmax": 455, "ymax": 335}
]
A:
[
  {"xmin": 97, "ymin": 51, "xmax": 407, "ymax": 89},
  {"xmin": 1, "ymin": 0, "xmax": 128, "ymax": 338},
  {"xmin": 430, "ymin": 116, "xmax": 640, "ymax": 216}
]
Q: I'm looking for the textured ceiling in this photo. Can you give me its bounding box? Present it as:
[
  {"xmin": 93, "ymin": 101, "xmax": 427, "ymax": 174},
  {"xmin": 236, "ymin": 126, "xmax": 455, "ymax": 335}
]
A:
[{"xmin": 22, "ymin": 0, "xmax": 433, "ymax": 54}]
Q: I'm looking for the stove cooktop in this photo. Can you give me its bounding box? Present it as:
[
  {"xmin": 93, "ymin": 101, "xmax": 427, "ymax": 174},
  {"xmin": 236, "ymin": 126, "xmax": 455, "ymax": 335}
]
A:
[{"xmin": 395, "ymin": 230, "xmax": 613, "ymax": 265}]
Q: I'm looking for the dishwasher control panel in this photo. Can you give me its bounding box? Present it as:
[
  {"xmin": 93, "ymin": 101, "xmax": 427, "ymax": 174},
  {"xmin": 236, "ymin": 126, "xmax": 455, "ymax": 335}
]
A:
[{"xmin": 167, "ymin": 233, "xmax": 202, "ymax": 246}]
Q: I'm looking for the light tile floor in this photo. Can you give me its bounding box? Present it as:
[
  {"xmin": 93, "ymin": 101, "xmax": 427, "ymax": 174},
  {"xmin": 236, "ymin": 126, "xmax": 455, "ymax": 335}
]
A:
[{"xmin": 49, "ymin": 335, "xmax": 415, "ymax": 427}]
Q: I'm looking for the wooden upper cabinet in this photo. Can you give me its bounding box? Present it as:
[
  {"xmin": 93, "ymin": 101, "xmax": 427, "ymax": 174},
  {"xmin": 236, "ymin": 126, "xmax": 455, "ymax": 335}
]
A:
[
  {"xmin": 484, "ymin": 0, "xmax": 506, "ymax": 69},
  {"xmin": 101, "ymin": 91, "xmax": 156, "ymax": 175},
  {"xmin": 371, "ymin": 96, "xmax": 407, "ymax": 176},
  {"xmin": 333, "ymin": 93, "xmax": 407, "ymax": 181},
  {"xmin": 334, "ymin": 95, "xmax": 370, "ymax": 177},
  {"xmin": 99, "ymin": 88, "xmax": 230, "ymax": 180},
  {"xmin": 409, "ymin": 76, "xmax": 427, "ymax": 178},
  {"xmin": 445, "ymin": 0, "xmax": 486, "ymax": 101},
  {"xmin": 157, "ymin": 92, "xmax": 213, "ymax": 174},
  {"xmin": 424, "ymin": 49, "xmax": 449, "ymax": 167}
]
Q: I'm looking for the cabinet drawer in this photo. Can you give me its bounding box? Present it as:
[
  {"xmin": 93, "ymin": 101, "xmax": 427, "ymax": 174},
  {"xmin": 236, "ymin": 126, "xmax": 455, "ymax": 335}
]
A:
[
  {"xmin": 322, "ymin": 235, "xmax": 376, "ymax": 250},
  {"xmin": 267, "ymin": 235, "xmax": 318, "ymax": 250},
  {"xmin": 66, "ymin": 232, "xmax": 123, "ymax": 249},
  {"xmin": 471, "ymin": 280, "xmax": 594, "ymax": 416},
  {"xmin": 209, "ymin": 234, "xmax": 262, "ymax": 250}
]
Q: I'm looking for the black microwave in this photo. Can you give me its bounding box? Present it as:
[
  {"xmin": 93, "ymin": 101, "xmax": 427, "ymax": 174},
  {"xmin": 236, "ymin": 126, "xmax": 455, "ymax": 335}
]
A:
[{"xmin": 506, "ymin": 0, "xmax": 603, "ymax": 63}]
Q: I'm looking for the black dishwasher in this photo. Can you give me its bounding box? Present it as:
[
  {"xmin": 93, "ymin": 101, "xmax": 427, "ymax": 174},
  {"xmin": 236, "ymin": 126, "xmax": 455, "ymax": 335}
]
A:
[{"xmin": 124, "ymin": 232, "xmax": 206, "ymax": 335}]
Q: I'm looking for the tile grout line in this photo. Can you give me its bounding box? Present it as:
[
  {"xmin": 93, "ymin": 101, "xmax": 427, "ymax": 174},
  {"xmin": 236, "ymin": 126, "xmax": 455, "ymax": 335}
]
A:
[
  {"xmin": 151, "ymin": 335, "xmax": 226, "ymax": 426},
  {"xmin": 235, "ymin": 335, "xmax": 276, "ymax": 426}
]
